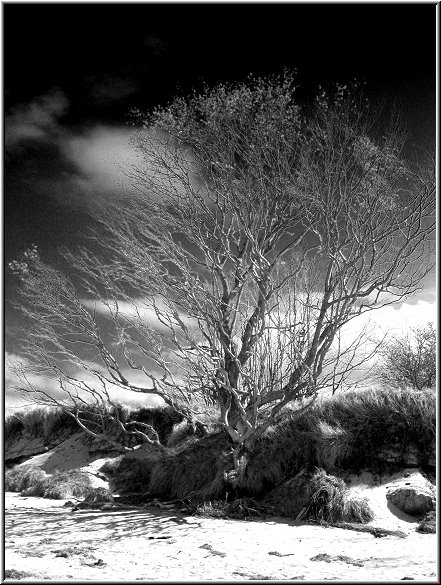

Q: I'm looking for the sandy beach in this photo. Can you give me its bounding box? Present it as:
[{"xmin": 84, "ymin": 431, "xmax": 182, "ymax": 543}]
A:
[{"xmin": 4, "ymin": 491, "xmax": 437, "ymax": 581}]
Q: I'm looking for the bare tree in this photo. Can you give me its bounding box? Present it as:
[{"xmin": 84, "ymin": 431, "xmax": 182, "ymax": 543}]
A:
[
  {"xmin": 377, "ymin": 322, "xmax": 436, "ymax": 391},
  {"xmin": 9, "ymin": 74, "xmax": 435, "ymax": 470}
]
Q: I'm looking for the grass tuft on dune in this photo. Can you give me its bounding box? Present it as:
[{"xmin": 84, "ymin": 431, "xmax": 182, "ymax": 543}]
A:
[{"xmin": 5, "ymin": 466, "xmax": 96, "ymax": 499}]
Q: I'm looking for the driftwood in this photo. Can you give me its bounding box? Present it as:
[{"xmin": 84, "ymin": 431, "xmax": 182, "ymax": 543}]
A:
[{"xmin": 309, "ymin": 519, "xmax": 407, "ymax": 538}]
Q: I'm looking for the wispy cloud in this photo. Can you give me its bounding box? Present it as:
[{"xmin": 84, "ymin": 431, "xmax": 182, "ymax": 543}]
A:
[
  {"xmin": 5, "ymin": 90, "xmax": 141, "ymax": 204},
  {"xmin": 81, "ymin": 297, "xmax": 195, "ymax": 332},
  {"xmin": 5, "ymin": 351, "xmax": 69, "ymax": 411},
  {"xmin": 5, "ymin": 350, "xmax": 164, "ymax": 413},
  {"xmin": 5, "ymin": 89, "xmax": 69, "ymax": 149}
]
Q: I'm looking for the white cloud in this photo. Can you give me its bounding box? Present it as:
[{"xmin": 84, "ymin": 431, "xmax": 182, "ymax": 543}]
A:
[
  {"xmin": 60, "ymin": 125, "xmax": 141, "ymax": 195},
  {"xmin": 5, "ymin": 90, "xmax": 143, "ymax": 202},
  {"xmin": 341, "ymin": 298, "xmax": 437, "ymax": 342}
]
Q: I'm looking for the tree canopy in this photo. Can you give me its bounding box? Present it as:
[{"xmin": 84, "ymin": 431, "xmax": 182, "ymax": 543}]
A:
[{"xmin": 10, "ymin": 73, "xmax": 435, "ymax": 467}]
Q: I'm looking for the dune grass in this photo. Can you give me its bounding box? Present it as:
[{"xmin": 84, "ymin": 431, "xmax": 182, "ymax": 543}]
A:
[
  {"xmin": 149, "ymin": 433, "xmax": 231, "ymax": 501},
  {"xmin": 6, "ymin": 386, "xmax": 434, "ymax": 516},
  {"xmin": 101, "ymin": 386, "xmax": 435, "ymax": 511},
  {"xmin": 109, "ymin": 448, "xmax": 163, "ymax": 495},
  {"xmin": 239, "ymin": 387, "xmax": 435, "ymax": 496},
  {"xmin": 313, "ymin": 387, "xmax": 435, "ymax": 468},
  {"xmin": 110, "ymin": 431, "xmax": 231, "ymax": 500},
  {"xmin": 5, "ymin": 403, "xmax": 185, "ymax": 449},
  {"xmin": 5, "ymin": 408, "xmax": 83, "ymax": 444}
]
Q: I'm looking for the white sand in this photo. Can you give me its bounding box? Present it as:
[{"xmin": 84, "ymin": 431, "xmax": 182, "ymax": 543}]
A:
[{"xmin": 4, "ymin": 491, "xmax": 437, "ymax": 581}]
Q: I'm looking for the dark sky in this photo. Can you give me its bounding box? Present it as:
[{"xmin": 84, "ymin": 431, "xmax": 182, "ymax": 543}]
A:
[
  {"xmin": 4, "ymin": 3, "xmax": 436, "ymax": 251},
  {"xmin": 3, "ymin": 2, "xmax": 437, "ymax": 348}
]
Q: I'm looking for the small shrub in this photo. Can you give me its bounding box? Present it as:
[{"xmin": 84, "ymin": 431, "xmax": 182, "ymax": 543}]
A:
[
  {"xmin": 21, "ymin": 480, "xmax": 50, "ymax": 497},
  {"xmin": 5, "ymin": 465, "xmax": 50, "ymax": 493},
  {"xmin": 42, "ymin": 470, "xmax": 94, "ymax": 499},
  {"xmin": 83, "ymin": 487, "xmax": 114, "ymax": 504}
]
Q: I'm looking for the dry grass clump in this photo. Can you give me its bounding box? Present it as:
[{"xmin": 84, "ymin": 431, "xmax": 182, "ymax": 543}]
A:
[
  {"xmin": 40, "ymin": 470, "xmax": 95, "ymax": 499},
  {"xmin": 314, "ymin": 421, "xmax": 353, "ymax": 469},
  {"xmin": 306, "ymin": 469, "xmax": 373, "ymax": 523},
  {"xmin": 5, "ymin": 465, "xmax": 94, "ymax": 499},
  {"xmin": 83, "ymin": 487, "xmax": 114, "ymax": 504},
  {"xmin": 192, "ymin": 497, "xmax": 264, "ymax": 519},
  {"xmin": 8, "ymin": 468, "xmax": 95, "ymax": 499},
  {"xmin": 262, "ymin": 468, "xmax": 373, "ymax": 523},
  {"xmin": 131, "ymin": 406, "xmax": 184, "ymax": 445},
  {"xmin": 99, "ymin": 456, "xmax": 124, "ymax": 476},
  {"xmin": 5, "ymin": 465, "xmax": 50, "ymax": 493},
  {"xmin": 4, "ymin": 569, "xmax": 35, "ymax": 580},
  {"xmin": 166, "ymin": 420, "xmax": 198, "ymax": 447}
]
